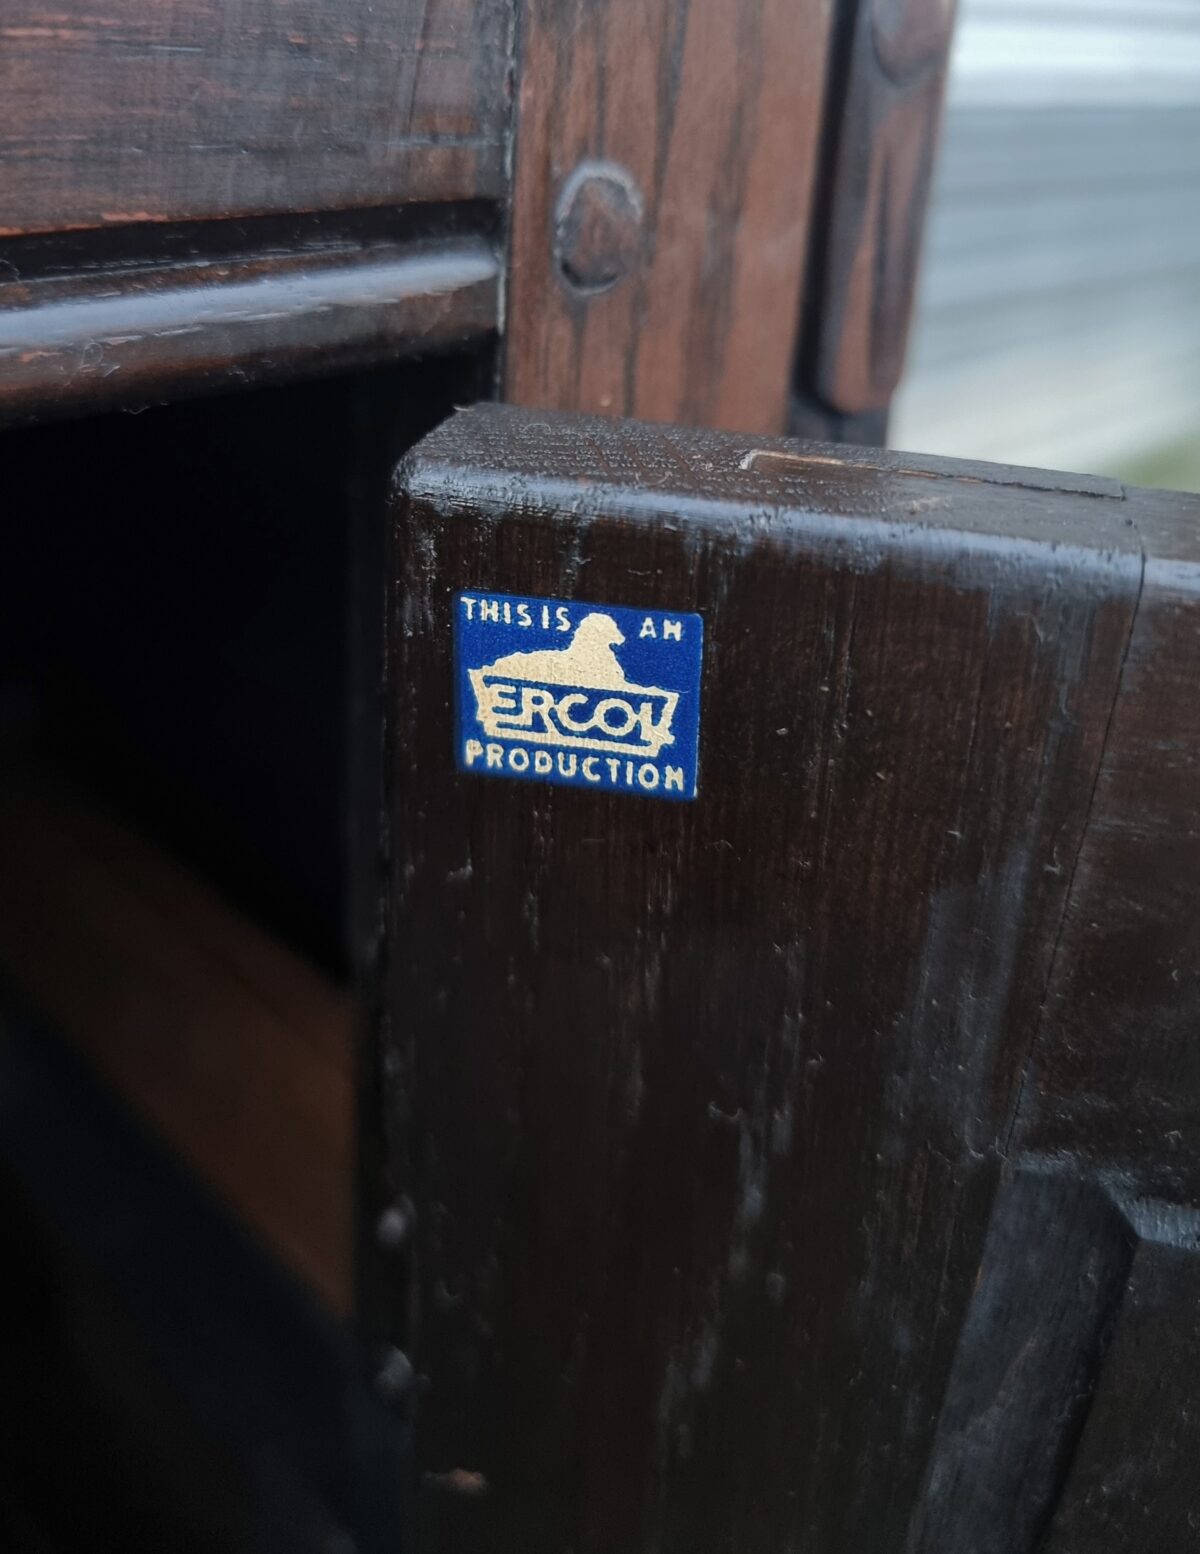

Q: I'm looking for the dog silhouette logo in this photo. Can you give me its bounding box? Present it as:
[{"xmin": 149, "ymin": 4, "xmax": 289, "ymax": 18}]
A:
[{"xmin": 469, "ymin": 611, "xmax": 679, "ymax": 756}]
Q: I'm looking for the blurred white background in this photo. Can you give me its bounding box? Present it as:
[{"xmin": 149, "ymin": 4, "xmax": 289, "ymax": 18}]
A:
[{"xmin": 892, "ymin": 0, "xmax": 1200, "ymax": 490}]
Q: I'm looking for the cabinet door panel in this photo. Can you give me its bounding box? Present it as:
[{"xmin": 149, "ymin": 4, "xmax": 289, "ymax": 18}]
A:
[{"xmin": 371, "ymin": 406, "xmax": 1200, "ymax": 1552}]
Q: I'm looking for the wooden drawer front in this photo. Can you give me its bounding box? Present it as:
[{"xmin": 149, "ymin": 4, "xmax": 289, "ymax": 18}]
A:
[{"xmin": 0, "ymin": 0, "xmax": 510, "ymax": 237}]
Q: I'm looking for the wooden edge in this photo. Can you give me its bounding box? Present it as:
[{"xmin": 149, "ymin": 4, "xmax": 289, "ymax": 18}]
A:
[
  {"xmin": 0, "ymin": 773, "xmax": 354, "ymax": 1315},
  {"xmin": 807, "ymin": 0, "xmax": 959, "ymax": 415},
  {"xmin": 0, "ymin": 238, "xmax": 500, "ymax": 424}
]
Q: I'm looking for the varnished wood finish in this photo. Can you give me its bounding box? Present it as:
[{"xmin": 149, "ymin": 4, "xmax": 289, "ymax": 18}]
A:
[
  {"xmin": 1038, "ymin": 1195, "xmax": 1200, "ymax": 1551},
  {"xmin": 377, "ymin": 405, "xmax": 1200, "ymax": 1552},
  {"xmin": 905, "ymin": 1168, "xmax": 1136, "ymax": 1554},
  {"xmin": 1016, "ymin": 487, "xmax": 1200, "ymax": 1199},
  {"xmin": 0, "ymin": 237, "xmax": 498, "ymax": 423},
  {"xmin": 807, "ymin": 0, "xmax": 958, "ymax": 415},
  {"xmin": 0, "ymin": 777, "xmax": 352, "ymax": 1313},
  {"xmin": 0, "ymin": 0, "xmax": 510, "ymax": 237},
  {"xmin": 504, "ymin": 0, "xmax": 832, "ymax": 433},
  {"xmin": 990, "ymin": 489, "xmax": 1200, "ymax": 1550}
]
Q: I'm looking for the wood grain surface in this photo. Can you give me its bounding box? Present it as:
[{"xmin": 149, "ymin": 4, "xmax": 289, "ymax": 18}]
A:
[
  {"xmin": 1015, "ymin": 485, "xmax": 1200, "ymax": 1201},
  {"xmin": 375, "ymin": 405, "xmax": 1192, "ymax": 1553},
  {"xmin": 504, "ymin": 0, "xmax": 832, "ymax": 433},
  {"xmin": 807, "ymin": 0, "xmax": 958, "ymax": 415},
  {"xmin": 904, "ymin": 1167, "xmax": 1136, "ymax": 1554},
  {"xmin": 1037, "ymin": 1194, "xmax": 1200, "ymax": 1552},
  {"xmin": 0, "ymin": 236, "xmax": 499, "ymax": 423},
  {"xmin": 0, "ymin": 0, "xmax": 510, "ymax": 237},
  {"xmin": 0, "ymin": 776, "xmax": 353, "ymax": 1314},
  {"xmin": 994, "ymin": 488, "xmax": 1200, "ymax": 1549}
]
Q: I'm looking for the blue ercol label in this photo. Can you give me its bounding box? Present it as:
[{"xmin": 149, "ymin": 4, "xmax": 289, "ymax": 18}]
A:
[{"xmin": 455, "ymin": 592, "xmax": 703, "ymax": 799}]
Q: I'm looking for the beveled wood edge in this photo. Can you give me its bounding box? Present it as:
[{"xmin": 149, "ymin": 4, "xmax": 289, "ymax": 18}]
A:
[{"xmin": 0, "ymin": 237, "xmax": 500, "ymax": 424}]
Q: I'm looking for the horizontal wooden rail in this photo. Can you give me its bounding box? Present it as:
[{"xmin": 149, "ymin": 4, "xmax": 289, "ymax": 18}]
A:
[
  {"xmin": 0, "ymin": 0, "xmax": 509, "ymax": 237},
  {"xmin": 0, "ymin": 774, "xmax": 353, "ymax": 1314},
  {"xmin": 0, "ymin": 238, "xmax": 499, "ymax": 422}
]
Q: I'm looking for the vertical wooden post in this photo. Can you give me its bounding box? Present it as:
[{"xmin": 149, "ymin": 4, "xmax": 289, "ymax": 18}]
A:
[
  {"xmin": 801, "ymin": 0, "xmax": 959, "ymax": 421},
  {"xmin": 504, "ymin": 0, "xmax": 833, "ymax": 433}
]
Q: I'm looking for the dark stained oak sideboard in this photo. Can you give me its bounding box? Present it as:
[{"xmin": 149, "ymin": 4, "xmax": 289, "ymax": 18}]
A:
[{"xmin": 10, "ymin": 4, "xmax": 1199, "ymax": 1554}]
